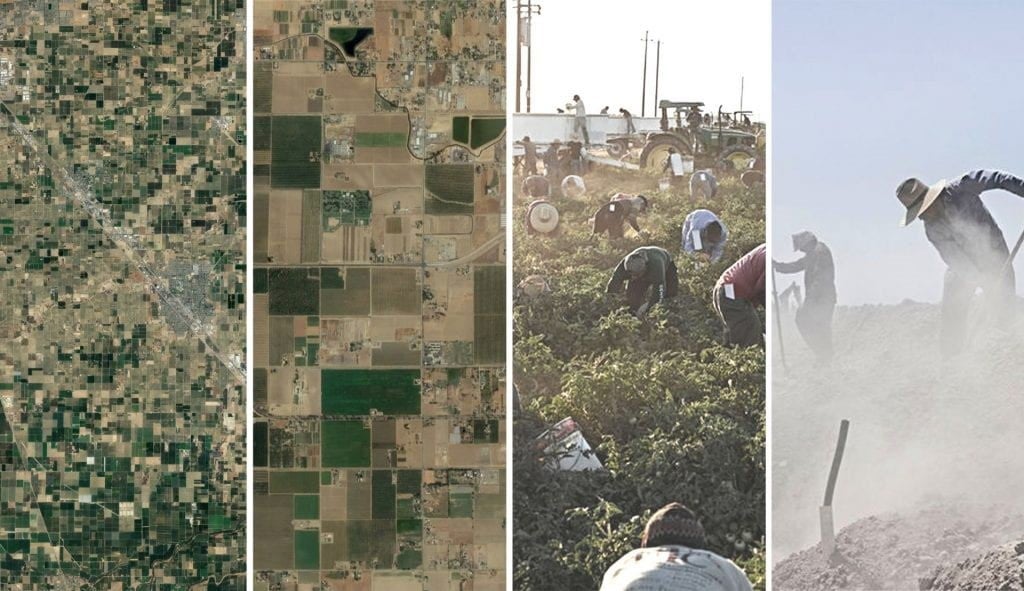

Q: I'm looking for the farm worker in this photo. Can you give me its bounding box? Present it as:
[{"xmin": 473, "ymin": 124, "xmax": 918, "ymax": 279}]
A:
[
  {"xmin": 543, "ymin": 139, "xmax": 564, "ymax": 193},
  {"xmin": 518, "ymin": 136, "xmax": 538, "ymax": 175},
  {"xmin": 606, "ymin": 246, "xmax": 679, "ymax": 317},
  {"xmin": 663, "ymin": 147, "xmax": 686, "ymax": 187},
  {"xmin": 774, "ymin": 231, "xmax": 836, "ymax": 363},
  {"xmin": 567, "ymin": 94, "xmax": 590, "ymax": 146},
  {"xmin": 690, "ymin": 169, "xmax": 718, "ymax": 199},
  {"xmin": 520, "ymin": 175, "xmax": 549, "ymax": 199},
  {"xmin": 896, "ymin": 170, "xmax": 1024, "ymax": 357},
  {"xmin": 599, "ymin": 503, "xmax": 753, "ymax": 591},
  {"xmin": 600, "ymin": 105, "xmax": 610, "ymax": 114},
  {"xmin": 681, "ymin": 209, "xmax": 728, "ymax": 262},
  {"xmin": 687, "ymin": 104, "xmax": 704, "ymax": 151},
  {"xmin": 592, "ymin": 193, "xmax": 649, "ymax": 239},
  {"xmin": 525, "ymin": 200, "xmax": 559, "ymax": 236},
  {"xmin": 563, "ymin": 138, "xmax": 586, "ymax": 177},
  {"xmin": 713, "ymin": 244, "xmax": 765, "ymax": 347},
  {"xmin": 619, "ymin": 108, "xmax": 636, "ymax": 134}
]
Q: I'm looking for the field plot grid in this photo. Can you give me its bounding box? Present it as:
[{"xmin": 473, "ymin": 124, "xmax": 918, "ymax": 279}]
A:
[
  {"xmin": 0, "ymin": 0, "xmax": 248, "ymax": 588},
  {"xmin": 252, "ymin": 1, "xmax": 507, "ymax": 589}
]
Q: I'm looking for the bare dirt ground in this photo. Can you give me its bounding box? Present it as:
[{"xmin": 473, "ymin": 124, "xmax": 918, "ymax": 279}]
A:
[{"xmin": 772, "ymin": 299, "xmax": 1024, "ymax": 589}]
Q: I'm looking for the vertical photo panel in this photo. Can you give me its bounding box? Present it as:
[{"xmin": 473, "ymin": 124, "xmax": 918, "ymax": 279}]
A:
[
  {"xmin": 771, "ymin": 1, "xmax": 1024, "ymax": 590},
  {"xmin": 251, "ymin": 1, "xmax": 507, "ymax": 589},
  {"xmin": 0, "ymin": 0, "xmax": 248, "ymax": 588},
  {"xmin": 511, "ymin": 1, "xmax": 768, "ymax": 589}
]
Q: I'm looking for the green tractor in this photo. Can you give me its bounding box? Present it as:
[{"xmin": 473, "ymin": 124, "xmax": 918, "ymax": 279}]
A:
[{"xmin": 639, "ymin": 101, "xmax": 762, "ymax": 174}]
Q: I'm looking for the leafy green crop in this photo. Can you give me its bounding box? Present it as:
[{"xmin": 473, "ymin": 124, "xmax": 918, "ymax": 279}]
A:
[{"xmin": 513, "ymin": 165, "xmax": 765, "ymax": 590}]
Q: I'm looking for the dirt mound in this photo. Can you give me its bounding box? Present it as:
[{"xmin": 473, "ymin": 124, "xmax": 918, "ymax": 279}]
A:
[
  {"xmin": 774, "ymin": 506, "xmax": 1024, "ymax": 591},
  {"xmin": 925, "ymin": 540, "xmax": 1024, "ymax": 591},
  {"xmin": 772, "ymin": 301, "xmax": 1024, "ymax": 559}
]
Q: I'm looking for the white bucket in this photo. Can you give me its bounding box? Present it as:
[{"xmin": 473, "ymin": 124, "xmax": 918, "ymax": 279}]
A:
[
  {"xmin": 534, "ymin": 417, "xmax": 604, "ymax": 472},
  {"xmin": 682, "ymin": 155, "xmax": 695, "ymax": 174},
  {"xmin": 658, "ymin": 178, "xmax": 670, "ymax": 191}
]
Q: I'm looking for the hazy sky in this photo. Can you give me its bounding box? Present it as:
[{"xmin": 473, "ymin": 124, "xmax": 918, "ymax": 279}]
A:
[
  {"xmin": 513, "ymin": 0, "xmax": 769, "ymax": 119},
  {"xmin": 772, "ymin": 0, "xmax": 1024, "ymax": 305}
]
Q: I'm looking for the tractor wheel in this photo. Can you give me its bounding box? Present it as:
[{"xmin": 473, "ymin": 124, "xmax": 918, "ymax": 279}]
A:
[
  {"xmin": 639, "ymin": 136, "xmax": 690, "ymax": 172},
  {"xmin": 607, "ymin": 139, "xmax": 628, "ymax": 158},
  {"xmin": 717, "ymin": 146, "xmax": 757, "ymax": 173}
]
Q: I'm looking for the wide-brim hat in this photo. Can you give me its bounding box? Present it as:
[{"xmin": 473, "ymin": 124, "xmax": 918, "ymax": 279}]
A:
[
  {"xmin": 528, "ymin": 201, "xmax": 559, "ymax": 233},
  {"xmin": 791, "ymin": 230, "xmax": 816, "ymax": 251},
  {"xmin": 897, "ymin": 178, "xmax": 946, "ymax": 227}
]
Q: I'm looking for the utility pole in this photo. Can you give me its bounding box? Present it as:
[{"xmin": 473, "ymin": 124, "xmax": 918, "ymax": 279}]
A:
[
  {"xmin": 653, "ymin": 39, "xmax": 662, "ymax": 115},
  {"xmin": 527, "ymin": 0, "xmax": 533, "ymax": 112},
  {"xmin": 641, "ymin": 31, "xmax": 649, "ymax": 117},
  {"xmin": 516, "ymin": 0, "xmax": 541, "ymax": 113},
  {"xmin": 515, "ymin": 4, "xmax": 522, "ymax": 112}
]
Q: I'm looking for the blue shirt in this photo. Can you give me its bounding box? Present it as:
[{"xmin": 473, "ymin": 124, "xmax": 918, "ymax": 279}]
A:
[
  {"xmin": 681, "ymin": 209, "xmax": 728, "ymax": 262},
  {"xmin": 923, "ymin": 170, "xmax": 1024, "ymax": 278}
]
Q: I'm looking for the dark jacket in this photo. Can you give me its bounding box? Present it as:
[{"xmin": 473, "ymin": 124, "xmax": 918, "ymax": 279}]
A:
[
  {"xmin": 775, "ymin": 234, "xmax": 836, "ymax": 305},
  {"xmin": 923, "ymin": 170, "xmax": 1024, "ymax": 278},
  {"xmin": 606, "ymin": 246, "xmax": 677, "ymax": 306},
  {"xmin": 592, "ymin": 196, "xmax": 642, "ymax": 237}
]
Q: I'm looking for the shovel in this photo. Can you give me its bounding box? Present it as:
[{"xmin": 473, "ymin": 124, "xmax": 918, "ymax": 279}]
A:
[
  {"xmin": 771, "ymin": 268, "xmax": 788, "ymax": 372},
  {"xmin": 820, "ymin": 419, "xmax": 850, "ymax": 559}
]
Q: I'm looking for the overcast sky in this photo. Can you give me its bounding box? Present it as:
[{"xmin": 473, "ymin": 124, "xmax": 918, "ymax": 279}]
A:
[
  {"xmin": 772, "ymin": 0, "xmax": 1024, "ymax": 305},
  {"xmin": 512, "ymin": 0, "xmax": 769, "ymax": 120}
]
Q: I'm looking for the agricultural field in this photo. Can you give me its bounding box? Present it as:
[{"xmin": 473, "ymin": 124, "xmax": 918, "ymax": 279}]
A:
[
  {"xmin": 0, "ymin": 0, "xmax": 247, "ymax": 588},
  {"xmin": 252, "ymin": 1, "xmax": 506, "ymax": 588},
  {"xmin": 513, "ymin": 164, "xmax": 767, "ymax": 589}
]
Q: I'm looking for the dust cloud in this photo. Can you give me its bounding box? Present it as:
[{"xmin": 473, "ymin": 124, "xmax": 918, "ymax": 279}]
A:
[{"xmin": 771, "ymin": 296, "xmax": 1024, "ymax": 589}]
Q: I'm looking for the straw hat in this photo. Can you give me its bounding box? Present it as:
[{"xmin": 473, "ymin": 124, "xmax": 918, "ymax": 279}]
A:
[
  {"xmin": 527, "ymin": 200, "xmax": 559, "ymax": 234},
  {"xmin": 896, "ymin": 177, "xmax": 946, "ymax": 226}
]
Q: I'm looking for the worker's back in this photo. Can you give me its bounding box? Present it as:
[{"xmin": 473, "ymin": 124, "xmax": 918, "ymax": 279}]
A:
[{"xmin": 599, "ymin": 546, "xmax": 753, "ymax": 591}]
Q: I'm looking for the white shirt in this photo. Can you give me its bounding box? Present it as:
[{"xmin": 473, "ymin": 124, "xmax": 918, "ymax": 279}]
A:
[
  {"xmin": 572, "ymin": 99, "xmax": 586, "ymax": 118},
  {"xmin": 600, "ymin": 546, "xmax": 753, "ymax": 591},
  {"xmin": 668, "ymin": 153, "xmax": 685, "ymax": 176}
]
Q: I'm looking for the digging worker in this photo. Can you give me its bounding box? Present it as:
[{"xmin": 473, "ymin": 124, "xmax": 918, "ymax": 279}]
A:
[
  {"xmin": 713, "ymin": 243, "xmax": 766, "ymax": 347},
  {"xmin": 681, "ymin": 209, "xmax": 728, "ymax": 262},
  {"xmin": 599, "ymin": 502, "xmax": 753, "ymax": 591},
  {"xmin": 568, "ymin": 94, "xmax": 590, "ymax": 146},
  {"xmin": 773, "ymin": 231, "xmax": 836, "ymax": 363},
  {"xmin": 896, "ymin": 170, "xmax": 1024, "ymax": 356},
  {"xmin": 518, "ymin": 136, "xmax": 538, "ymax": 175},
  {"xmin": 606, "ymin": 246, "xmax": 679, "ymax": 317},
  {"xmin": 592, "ymin": 193, "xmax": 650, "ymax": 239}
]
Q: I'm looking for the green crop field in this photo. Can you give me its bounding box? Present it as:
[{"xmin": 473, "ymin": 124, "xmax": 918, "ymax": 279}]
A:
[
  {"xmin": 321, "ymin": 419, "xmax": 371, "ymax": 467},
  {"xmin": 271, "ymin": 116, "xmax": 321, "ymax": 189},
  {"xmin": 514, "ymin": 164, "xmax": 766, "ymax": 590},
  {"xmin": 470, "ymin": 117, "xmax": 506, "ymax": 149},
  {"xmin": 321, "ymin": 369, "xmax": 421, "ymax": 415}
]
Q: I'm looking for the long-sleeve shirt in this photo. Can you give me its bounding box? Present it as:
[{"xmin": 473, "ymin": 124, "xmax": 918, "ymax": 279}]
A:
[
  {"xmin": 593, "ymin": 194, "xmax": 642, "ymax": 235},
  {"xmin": 717, "ymin": 244, "xmax": 765, "ymax": 305},
  {"xmin": 606, "ymin": 246, "xmax": 674, "ymax": 306},
  {"xmin": 775, "ymin": 241, "xmax": 836, "ymax": 305},
  {"xmin": 571, "ymin": 99, "xmax": 586, "ymax": 118},
  {"xmin": 923, "ymin": 170, "xmax": 1024, "ymax": 279},
  {"xmin": 681, "ymin": 209, "xmax": 728, "ymax": 262}
]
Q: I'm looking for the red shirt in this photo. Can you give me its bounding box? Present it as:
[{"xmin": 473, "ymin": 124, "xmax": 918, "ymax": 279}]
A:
[{"xmin": 718, "ymin": 244, "xmax": 765, "ymax": 304}]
